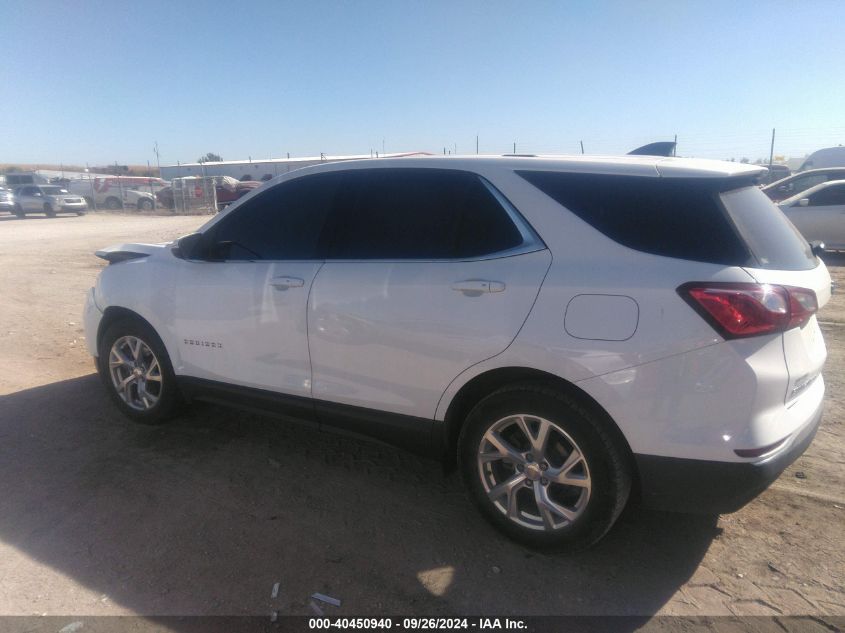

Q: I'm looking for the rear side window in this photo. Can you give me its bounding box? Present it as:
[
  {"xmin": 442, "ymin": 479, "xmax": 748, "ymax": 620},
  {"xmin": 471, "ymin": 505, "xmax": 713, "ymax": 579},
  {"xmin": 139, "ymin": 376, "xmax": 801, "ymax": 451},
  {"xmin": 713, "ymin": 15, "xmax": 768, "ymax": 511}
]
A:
[
  {"xmin": 209, "ymin": 172, "xmax": 342, "ymax": 260},
  {"xmin": 323, "ymin": 169, "xmax": 524, "ymax": 260},
  {"xmin": 517, "ymin": 171, "xmax": 750, "ymax": 265},
  {"xmin": 808, "ymin": 183, "xmax": 845, "ymax": 206}
]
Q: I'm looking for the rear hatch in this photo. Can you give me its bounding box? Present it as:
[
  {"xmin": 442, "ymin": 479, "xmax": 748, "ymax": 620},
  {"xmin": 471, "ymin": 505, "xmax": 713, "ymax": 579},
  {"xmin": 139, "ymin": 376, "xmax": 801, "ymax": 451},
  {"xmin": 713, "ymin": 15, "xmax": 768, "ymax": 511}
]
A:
[{"xmin": 720, "ymin": 185, "xmax": 830, "ymax": 403}]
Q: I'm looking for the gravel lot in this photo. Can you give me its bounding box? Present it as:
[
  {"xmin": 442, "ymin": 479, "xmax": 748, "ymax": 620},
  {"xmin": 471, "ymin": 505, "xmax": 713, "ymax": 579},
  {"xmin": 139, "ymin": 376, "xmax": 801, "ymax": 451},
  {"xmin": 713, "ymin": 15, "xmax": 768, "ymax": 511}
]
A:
[{"xmin": 0, "ymin": 213, "xmax": 843, "ymax": 622}]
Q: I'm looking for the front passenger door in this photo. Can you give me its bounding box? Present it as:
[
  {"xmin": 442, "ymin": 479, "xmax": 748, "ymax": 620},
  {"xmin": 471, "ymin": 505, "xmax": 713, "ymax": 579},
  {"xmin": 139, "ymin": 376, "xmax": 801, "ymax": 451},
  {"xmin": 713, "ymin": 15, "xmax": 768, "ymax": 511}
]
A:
[{"xmin": 171, "ymin": 172, "xmax": 341, "ymax": 398}]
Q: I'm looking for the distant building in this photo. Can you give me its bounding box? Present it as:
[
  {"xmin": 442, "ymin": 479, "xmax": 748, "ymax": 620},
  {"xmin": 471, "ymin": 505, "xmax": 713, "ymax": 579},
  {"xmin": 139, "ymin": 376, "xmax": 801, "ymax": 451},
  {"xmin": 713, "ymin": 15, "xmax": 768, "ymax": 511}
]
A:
[{"xmin": 160, "ymin": 152, "xmax": 431, "ymax": 182}]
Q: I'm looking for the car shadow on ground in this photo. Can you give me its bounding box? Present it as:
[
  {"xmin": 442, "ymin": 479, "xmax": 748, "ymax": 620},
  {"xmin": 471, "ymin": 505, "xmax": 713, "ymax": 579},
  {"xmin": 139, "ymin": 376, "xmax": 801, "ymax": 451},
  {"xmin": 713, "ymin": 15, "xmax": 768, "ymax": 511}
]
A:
[{"xmin": 0, "ymin": 375, "xmax": 719, "ymax": 626}]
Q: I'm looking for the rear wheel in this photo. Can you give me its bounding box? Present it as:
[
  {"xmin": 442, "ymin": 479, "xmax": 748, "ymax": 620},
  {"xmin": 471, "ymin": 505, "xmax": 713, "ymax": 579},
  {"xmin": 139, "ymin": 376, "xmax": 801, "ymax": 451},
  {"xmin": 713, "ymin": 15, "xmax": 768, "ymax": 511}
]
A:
[
  {"xmin": 43, "ymin": 203, "xmax": 56, "ymax": 217},
  {"xmin": 137, "ymin": 198, "xmax": 153, "ymax": 211},
  {"xmin": 97, "ymin": 318, "xmax": 181, "ymax": 424},
  {"xmin": 14, "ymin": 203, "xmax": 25, "ymax": 218},
  {"xmin": 105, "ymin": 196, "xmax": 122, "ymax": 210},
  {"xmin": 84, "ymin": 197, "xmax": 94, "ymax": 208},
  {"xmin": 459, "ymin": 384, "xmax": 632, "ymax": 551}
]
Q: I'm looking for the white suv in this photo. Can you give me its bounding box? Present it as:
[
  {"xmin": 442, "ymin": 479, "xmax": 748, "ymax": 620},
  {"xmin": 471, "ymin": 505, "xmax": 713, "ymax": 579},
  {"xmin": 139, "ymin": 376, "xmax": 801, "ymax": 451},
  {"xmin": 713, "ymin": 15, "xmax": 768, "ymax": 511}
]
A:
[{"xmin": 83, "ymin": 156, "xmax": 829, "ymax": 549}]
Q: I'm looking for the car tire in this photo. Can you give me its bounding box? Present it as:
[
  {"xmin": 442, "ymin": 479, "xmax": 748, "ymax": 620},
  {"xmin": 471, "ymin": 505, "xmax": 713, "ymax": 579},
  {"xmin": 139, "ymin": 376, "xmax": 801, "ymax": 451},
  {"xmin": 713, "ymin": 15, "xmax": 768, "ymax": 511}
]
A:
[
  {"xmin": 97, "ymin": 317, "xmax": 181, "ymax": 424},
  {"xmin": 44, "ymin": 203, "xmax": 56, "ymax": 217},
  {"xmin": 76, "ymin": 211, "xmax": 86, "ymax": 216},
  {"xmin": 137, "ymin": 198, "xmax": 153, "ymax": 211},
  {"xmin": 458, "ymin": 383, "xmax": 632, "ymax": 551},
  {"xmin": 14, "ymin": 203, "xmax": 25, "ymax": 218},
  {"xmin": 84, "ymin": 197, "xmax": 94, "ymax": 208},
  {"xmin": 105, "ymin": 196, "xmax": 122, "ymax": 210}
]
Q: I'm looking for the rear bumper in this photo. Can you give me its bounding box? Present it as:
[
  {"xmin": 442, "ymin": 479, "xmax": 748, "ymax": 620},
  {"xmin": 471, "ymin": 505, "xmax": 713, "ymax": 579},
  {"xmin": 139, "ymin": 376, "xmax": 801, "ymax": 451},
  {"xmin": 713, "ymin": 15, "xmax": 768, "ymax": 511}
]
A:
[{"xmin": 635, "ymin": 402, "xmax": 823, "ymax": 514}]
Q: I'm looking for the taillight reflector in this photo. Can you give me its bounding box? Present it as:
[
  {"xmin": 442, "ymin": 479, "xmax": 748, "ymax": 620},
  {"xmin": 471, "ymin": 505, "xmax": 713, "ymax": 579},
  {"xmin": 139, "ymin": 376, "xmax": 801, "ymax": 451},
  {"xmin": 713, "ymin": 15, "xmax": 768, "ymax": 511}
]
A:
[{"xmin": 678, "ymin": 282, "xmax": 817, "ymax": 339}]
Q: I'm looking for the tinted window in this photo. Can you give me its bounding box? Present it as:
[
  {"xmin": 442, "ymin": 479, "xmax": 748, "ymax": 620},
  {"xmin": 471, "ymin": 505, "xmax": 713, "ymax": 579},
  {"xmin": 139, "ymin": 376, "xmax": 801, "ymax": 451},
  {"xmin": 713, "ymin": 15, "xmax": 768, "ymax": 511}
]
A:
[
  {"xmin": 720, "ymin": 187, "xmax": 815, "ymax": 270},
  {"xmin": 809, "ymin": 184, "xmax": 845, "ymax": 206},
  {"xmin": 517, "ymin": 171, "xmax": 750, "ymax": 265},
  {"xmin": 323, "ymin": 169, "xmax": 524, "ymax": 260},
  {"xmin": 208, "ymin": 173, "xmax": 341, "ymax": 260}
]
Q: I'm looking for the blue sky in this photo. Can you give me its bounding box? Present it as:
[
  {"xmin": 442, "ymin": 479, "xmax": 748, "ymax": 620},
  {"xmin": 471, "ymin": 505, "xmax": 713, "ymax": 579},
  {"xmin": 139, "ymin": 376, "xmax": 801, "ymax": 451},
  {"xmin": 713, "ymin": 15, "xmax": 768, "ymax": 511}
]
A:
[{"xmin": 2, "ymin": 0, "xmax": 844, "ymax": 166}]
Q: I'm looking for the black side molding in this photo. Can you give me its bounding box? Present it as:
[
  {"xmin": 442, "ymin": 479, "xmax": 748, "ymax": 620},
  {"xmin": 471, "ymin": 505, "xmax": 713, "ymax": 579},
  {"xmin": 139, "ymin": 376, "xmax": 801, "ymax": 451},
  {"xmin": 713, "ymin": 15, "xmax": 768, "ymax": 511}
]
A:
[{"xmin": 177, "ymin": 377, "xmax": 441, "ymax": 458}]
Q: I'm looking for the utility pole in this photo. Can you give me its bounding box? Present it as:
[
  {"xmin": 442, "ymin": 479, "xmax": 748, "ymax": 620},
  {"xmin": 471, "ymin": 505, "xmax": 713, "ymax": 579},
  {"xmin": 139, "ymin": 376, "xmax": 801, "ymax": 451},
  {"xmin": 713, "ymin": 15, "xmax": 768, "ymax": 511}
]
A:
[
  {"xmin": 148, "ymin": 160, "xmax": 156, "ymax": 210},
  {"xmin": 673, "ymin": 134, "xmax": 677, "ymax": 157},
  {"xmin": 476, "ymin": 135, "xmax": 479, "ymax": 155},
  {"xmin": 768, "ymin": 128, "xmax": 776, "ymax": 172},
  {"xmin": 153, "ymin": 141, "xmax": 161, "ymax": 177},
  {"xmin": 513, "ymin": 142, "xmax": 516, "ymax": 154},
  {"xmin": 115, "ymin": 161, "xmax": 125, "ymax": 210},
  {"xmin": 86, "ymin": 163, "xmax": 97, "ymax": 212},
  {"xmin": 580, "ymin": 141, "xmax": 584, "ymax": 155}
]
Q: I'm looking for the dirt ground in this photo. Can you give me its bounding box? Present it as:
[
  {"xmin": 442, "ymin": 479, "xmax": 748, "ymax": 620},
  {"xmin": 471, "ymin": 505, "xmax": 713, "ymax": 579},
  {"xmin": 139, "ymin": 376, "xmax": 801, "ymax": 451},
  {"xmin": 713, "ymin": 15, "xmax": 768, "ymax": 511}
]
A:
[{"xmin": 0, "ymin": 213, "xmax": 843, "ymax": 622}]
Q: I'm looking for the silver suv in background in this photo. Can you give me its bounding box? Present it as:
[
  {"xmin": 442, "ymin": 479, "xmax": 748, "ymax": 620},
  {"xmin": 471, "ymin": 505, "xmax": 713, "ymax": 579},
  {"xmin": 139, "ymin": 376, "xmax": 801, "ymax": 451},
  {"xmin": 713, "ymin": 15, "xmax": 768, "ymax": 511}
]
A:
[
  {"xmin": 0, "ymin": 186, "xmax": 15, "ymax": 213},
  {"xmin": 13, "ymin": 184, "xmax": 87, "ymax": 217}
]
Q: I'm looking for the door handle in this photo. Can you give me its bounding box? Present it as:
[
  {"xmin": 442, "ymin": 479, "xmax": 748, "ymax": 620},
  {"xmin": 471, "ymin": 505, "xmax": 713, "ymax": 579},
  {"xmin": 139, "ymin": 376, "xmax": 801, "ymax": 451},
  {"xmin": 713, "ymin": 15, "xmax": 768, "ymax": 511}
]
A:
[
  {"xmin": 270, "ymin": 276, "xmax": 305, "ymax": 290},
  {"xmin": 451, "ymin": 280, "xmax": 506, "ymax": 294}
]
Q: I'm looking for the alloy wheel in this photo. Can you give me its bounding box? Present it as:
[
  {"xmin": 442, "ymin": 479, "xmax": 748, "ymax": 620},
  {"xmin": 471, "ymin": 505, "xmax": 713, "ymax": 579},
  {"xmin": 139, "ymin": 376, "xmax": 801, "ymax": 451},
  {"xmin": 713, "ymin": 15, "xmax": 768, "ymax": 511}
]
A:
[
  {"xmin": 477, "ymin": 414, "xmax": 591, "ymax": 531},
  {"xmin": 108, "ymin": 335, "xmax": 163, "ymax": 411}
]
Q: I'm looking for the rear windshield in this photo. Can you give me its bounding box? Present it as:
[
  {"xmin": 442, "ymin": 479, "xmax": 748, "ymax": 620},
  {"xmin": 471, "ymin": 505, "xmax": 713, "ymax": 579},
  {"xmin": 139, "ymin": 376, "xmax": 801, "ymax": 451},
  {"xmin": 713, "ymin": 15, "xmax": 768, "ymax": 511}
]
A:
[
  {"xmin": 517, "ymin": 171, "xmax": 816, "ymax": 270},
  {"xmin": 720, "ymin": 186, "xmax": 815, "ymax": 270}
]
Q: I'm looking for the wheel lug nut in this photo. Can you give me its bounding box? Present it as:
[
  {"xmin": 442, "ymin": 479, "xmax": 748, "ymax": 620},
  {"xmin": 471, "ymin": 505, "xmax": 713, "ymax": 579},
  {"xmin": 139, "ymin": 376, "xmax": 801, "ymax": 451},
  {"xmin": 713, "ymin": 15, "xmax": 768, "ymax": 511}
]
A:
[
  {"xmin": 524, "ymin": 479, "xmax": 532, "ymax": 487},
  {"xmin": 541, "ymin": 477, "xmax": 548, "ymax": 485},
  {"xmin": 540, "ymin": 463, "xmax": 548, "ymax": 471},
  {"xmin": 526, "ymin": 454, "xmax": 534, "ymax": 462},
  {"xmin": 516, "ymin": 464, "xmax": 524, "ymax": 472}
]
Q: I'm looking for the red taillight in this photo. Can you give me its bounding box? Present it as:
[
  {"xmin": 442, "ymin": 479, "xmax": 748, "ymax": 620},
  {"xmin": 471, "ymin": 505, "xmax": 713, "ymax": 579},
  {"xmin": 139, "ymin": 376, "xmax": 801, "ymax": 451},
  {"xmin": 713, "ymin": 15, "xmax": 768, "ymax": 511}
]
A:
[{"xmin": 678, "ymin": 282, "xmax": 818, "ymax": 339}]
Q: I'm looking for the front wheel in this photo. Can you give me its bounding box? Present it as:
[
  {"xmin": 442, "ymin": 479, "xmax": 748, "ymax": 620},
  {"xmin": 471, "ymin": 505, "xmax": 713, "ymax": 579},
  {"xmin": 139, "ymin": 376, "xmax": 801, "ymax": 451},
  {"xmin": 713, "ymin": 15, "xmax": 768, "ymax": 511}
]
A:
[
  {"xmin": 105, "ymin": 196, "xmax": 122, "ymax": 210},
  {"xmin": 44, "ymin": 203, "xmax": 56, "ymax": 217},
  {"xmin": 97, "ymin": 318, "xmax": 181, "ymax": 424},
  {"xmin": 459, "ymin": 384, "xmax": 632, "ymax": 551},
  {"xmin": 14, "ymin": 203, "xmax": 25, "ymax": 218},
  {"xmin": 137, "ymin": 198, "xmax": 153, "ymax": 211}
]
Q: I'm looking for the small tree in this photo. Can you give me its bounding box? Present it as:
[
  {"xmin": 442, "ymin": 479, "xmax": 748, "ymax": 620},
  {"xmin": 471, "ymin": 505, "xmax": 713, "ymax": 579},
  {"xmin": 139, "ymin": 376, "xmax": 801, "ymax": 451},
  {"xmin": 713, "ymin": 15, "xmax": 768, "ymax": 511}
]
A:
[{"xmin": 198, "ymin": 152, "xmax": 222, "ymax": 163}]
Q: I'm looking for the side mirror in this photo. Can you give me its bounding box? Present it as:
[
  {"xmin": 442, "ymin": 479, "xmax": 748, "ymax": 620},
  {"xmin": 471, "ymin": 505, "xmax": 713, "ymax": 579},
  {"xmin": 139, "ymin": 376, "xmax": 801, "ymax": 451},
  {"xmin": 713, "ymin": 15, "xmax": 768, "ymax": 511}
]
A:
[
  {"xmin": 810, "ymin": 241, "xmax": 825, "ymax": 257},
  {"xmin": 172, "ymin": 232, "xmax": 204, "ymax": 260},
  {"xmin": 798, "ymin": 198, "xmax": 810, "ymax": 207}
]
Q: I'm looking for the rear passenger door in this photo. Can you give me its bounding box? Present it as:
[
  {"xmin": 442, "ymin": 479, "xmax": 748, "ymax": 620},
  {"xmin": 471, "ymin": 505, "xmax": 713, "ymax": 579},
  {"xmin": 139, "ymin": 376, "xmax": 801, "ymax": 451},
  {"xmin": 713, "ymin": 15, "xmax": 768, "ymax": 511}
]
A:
[{"xmin": 307, "ymin": 168, "xmax": 551, "ymax": 425}]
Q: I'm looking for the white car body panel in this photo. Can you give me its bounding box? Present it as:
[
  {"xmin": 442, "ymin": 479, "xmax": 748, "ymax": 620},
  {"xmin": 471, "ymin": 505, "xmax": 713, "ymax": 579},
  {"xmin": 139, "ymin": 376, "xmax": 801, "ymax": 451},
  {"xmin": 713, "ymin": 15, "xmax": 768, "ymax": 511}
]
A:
[
  {"xmin": 308, "ymin": 250, "xmax": 551, "ymax": 418},
  {"xmin": 171, "ymin": 260, "xmax": 321, "ymax": 397}
]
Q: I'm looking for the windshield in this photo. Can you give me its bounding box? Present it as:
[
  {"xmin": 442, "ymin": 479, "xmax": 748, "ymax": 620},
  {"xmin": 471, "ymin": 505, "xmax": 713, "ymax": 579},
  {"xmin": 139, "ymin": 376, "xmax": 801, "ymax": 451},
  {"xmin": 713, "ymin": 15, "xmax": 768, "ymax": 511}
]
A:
[
  {"xmin": 721, "ymin": 186, "xmax": 816, "ymax": 271},
  {"xmin": 41, "ymin": 186, "xmax": 69, "ymax": 195}
]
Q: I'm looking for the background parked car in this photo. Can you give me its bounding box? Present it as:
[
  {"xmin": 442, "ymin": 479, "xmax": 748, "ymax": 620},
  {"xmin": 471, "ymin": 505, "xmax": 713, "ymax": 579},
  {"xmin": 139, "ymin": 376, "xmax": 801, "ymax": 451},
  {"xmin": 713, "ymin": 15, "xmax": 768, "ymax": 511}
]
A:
[
  {"xmin": 67, "ymin": 178, "xmax": 158, "ymax": 210},
  {"xmin": 764, "ymin": 168, "xmax": 845, "ymax": 202},
  {"xmin": 156, "ymin": 176, "xmax": 260, "ymax": 210},
  {"xmin": 757, "ymin": 164, "xmax": 791, "ymax": 186},
  {"xmin": 0, "ymin": 186, "xmax": 15, "ymax": 213},
  {"xmin": 13, "ymin": 185, "xmax": 87, "ymax": 217},
  {"xmin": 779, "ymin": 179, "xmax": 845, "ymax": 250}
]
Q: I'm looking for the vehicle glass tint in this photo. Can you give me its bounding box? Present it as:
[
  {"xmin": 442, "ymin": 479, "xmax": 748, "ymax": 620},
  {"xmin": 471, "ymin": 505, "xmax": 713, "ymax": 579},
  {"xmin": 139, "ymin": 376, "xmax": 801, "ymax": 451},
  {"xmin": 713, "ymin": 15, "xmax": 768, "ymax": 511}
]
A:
[
  {"xmin": 209, "ymin": 173, "xmax": 341, "ymax": 260},
  {"xmin": 789, "ymin": 174, "xmax": 828, "ymax": 193},
  {"xmin": 809, "ymin": 184, "xmax": 845, "ymax": 206},
  {"xmin": 720, "ymin": 186, "xmax": 815, "ymax": 270},
  {"xmin": 516, "ymin": 171, "xmax": 750, "ymax": 265},
  {"xmin": 324, "ymin": 169, "xmax": 524, "ymax": 260}
]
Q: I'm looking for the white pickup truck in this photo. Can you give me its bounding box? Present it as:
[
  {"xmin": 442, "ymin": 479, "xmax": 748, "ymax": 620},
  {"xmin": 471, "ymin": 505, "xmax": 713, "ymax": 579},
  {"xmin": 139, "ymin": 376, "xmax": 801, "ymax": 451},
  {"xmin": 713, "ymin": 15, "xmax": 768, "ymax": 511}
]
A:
[{"xmin": 67, "ymin": 177, "xmax": 165, "ymax": 210}]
